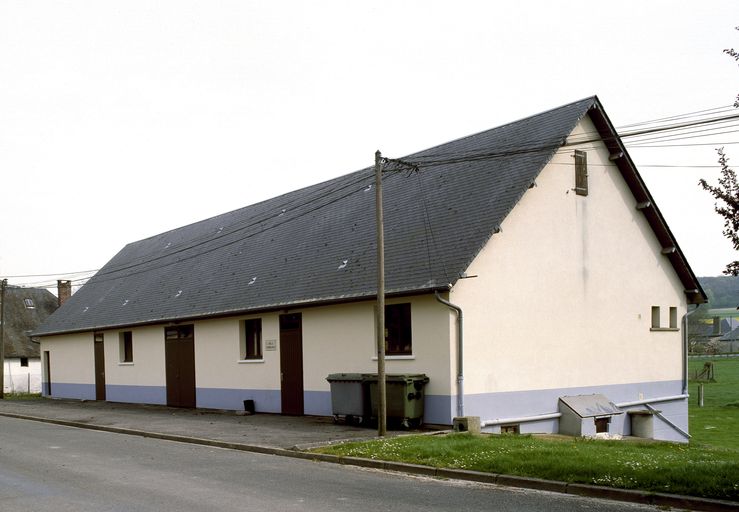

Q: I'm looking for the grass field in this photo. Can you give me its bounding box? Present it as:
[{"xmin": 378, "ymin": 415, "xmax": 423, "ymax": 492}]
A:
[{"xmin": 688, "ymin": 357, "xmax": 739, "ymax": 449}]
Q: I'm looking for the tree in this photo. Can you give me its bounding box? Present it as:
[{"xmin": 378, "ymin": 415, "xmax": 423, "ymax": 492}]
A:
[{"xmin": 698, "ymin": 27, "xmax": 739, "ymax": 276}]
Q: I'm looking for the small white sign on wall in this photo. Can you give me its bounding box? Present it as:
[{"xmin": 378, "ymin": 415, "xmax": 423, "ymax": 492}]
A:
[{"xmin": 265, "ymin": 339, "xmax": 277, "ymax": 351}]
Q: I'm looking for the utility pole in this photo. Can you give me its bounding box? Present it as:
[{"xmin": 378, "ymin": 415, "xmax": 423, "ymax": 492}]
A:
[
  {"xmin": 0, "ymin": 279, "xmax": 7, "ymax": 399},
  {"xmin": 375, "ymin": 150, "xmax": 387, "ymax": 437}
]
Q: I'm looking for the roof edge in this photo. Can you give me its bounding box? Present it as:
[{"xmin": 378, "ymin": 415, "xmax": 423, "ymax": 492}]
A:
[
  {"xmin": 33, "ymin": 285, "xmax": 451, "ymax": 337},
  {"xmin": 585, "ymin": 97, "xmax": 707, "ymax": 304}
]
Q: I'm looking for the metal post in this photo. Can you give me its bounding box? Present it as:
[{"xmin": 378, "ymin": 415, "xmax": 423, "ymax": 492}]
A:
[
  {"xmin": 699, "ymin": 383, "xmax": 704, "ymax": 408},
  {"xmin": 375, "ymin": 150, "xmax": 386, "ymax": 437},
  {"xmin": 0, "ymin": 279, "xmax": 7, "ymax": 399}
]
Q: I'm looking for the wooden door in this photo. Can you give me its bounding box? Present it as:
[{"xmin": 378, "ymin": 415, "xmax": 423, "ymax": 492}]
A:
[
  {"xmin": 94, "ymin": 333, "xmax": 106, "ymax": 400},
  {"xmin": 43, "ymin": 351, "xmax": 52, "ymax": 396},
  {"xmin": 279, "ymin": 313, "xmax": 304, "ymax": 415},
  {"xmin": 165, "ymin": 325, "xmax": 196, "ymax": 408}
]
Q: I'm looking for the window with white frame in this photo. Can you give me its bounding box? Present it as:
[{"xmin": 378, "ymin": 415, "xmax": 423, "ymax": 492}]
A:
[
  {"xmin": 385, "ymin": 303, "xmax": 412, "ymax": 356},
  {"xmin": 119, "ymin": 331, "xmax": 133, "ymax": 363},
  {"xmin": 241, "ymin": 318, "xmax": 262, "ymax": 360}
]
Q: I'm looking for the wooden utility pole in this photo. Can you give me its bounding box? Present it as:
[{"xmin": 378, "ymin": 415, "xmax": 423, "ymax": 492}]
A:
[
  {"xmin": 0, "ymin": 279, "xmax": 7, "ymax": 399},
  {"xmin": 375, "ymin": 150, "xmax": 387, "ymax": 437}
]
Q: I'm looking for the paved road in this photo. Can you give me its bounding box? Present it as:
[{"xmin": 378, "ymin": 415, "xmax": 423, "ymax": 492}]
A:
[{"xmin": 0, "ymin": 417, "xmax": 660, "ymax": 512}]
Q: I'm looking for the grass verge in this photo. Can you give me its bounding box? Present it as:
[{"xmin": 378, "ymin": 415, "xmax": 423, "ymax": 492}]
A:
[
  {"xmin": 2, "ymin": 392, "xmax": 43, "ymax": 400},
  {"xmin": 313, "ymin": 433, "xmax": 738, "ymax": 501}
]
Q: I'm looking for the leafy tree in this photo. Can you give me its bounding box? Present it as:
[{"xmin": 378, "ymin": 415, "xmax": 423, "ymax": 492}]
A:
[{"xmin": 698, "ymin": 27, "xmax": 739, "ymax": 276}]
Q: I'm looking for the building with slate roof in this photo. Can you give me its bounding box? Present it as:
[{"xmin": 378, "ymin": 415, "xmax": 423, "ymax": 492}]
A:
[
  {"xmin": 717, "ymin": 326, "xmax": 739, "ymax": 353},
  {"xmin": 2, "ymin": 286, "xmax": 58, "ymax": 393},
  {"xmin": 36, "ymin": 97, "xmax": 706, "ymax": 441}
]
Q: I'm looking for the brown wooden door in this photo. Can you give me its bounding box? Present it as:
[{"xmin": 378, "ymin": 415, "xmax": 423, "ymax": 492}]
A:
[
  {"xmin": 165, "ymin": 325, "xmax": 196, "ymax": 408},
  {"xmin": 279, "ymin": 313, "xmax": 304, "ymax": 415},
  {"xmin": 43, "ymin": 351, "xmax": 52, "ymax": 396},
  {"xmin": 94, "ymin": 333, "xmax": 106, "ymax": 400}
]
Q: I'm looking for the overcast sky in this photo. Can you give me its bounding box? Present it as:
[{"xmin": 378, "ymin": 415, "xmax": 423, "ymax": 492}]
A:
[{"xmin": 1, "ymin": 1, "xmax": 737, "ymax": 291}]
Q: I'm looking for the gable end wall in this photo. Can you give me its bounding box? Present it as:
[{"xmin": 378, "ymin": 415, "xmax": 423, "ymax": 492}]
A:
[{"xmin": 451, "ymin": 115, "xmax": 689, "ymax": 440}]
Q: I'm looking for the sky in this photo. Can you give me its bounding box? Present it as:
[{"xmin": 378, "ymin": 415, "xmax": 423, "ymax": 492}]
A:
[{"xmin": 1, "ymin": 1, "xmax": 738, "ymax": 292}]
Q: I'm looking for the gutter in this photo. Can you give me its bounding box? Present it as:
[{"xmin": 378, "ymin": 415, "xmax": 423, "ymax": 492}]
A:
[{"xmin": 434, "ymin": 290, "xmax": 464, "ymax": 418}]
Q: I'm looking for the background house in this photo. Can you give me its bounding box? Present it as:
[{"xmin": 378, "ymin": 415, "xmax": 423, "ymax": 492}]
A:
[
  {"xmin": 688, "ymin": 307, "xmax": 738, "ymax": 354},
  {"xmin": 2, "ymin": 285, "xmax": 61, "ymax": 393},
  {"xmin": 36, "ymin": 97, "xmax": 705, "ymax": 441}
]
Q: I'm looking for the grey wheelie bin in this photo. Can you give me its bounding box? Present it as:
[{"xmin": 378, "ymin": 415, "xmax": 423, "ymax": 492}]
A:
[{"xmin": 326, "ymin": 373, "xmax": 370, "ymax": 424}]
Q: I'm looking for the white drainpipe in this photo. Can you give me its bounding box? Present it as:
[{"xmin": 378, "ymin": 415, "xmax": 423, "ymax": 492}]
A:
[{"xmin": 435, "ymin": 290, "xmax": 464, "ymax": 418}]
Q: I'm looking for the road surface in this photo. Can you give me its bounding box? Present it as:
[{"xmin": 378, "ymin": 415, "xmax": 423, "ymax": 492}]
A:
[{"xmin": 0, "ymin": 416, "xmax": 659, "ymax": 512}]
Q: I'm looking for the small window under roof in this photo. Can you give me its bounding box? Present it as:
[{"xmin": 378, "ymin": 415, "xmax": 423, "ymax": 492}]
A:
[{"xmin": 23, "ymin": 298, "xmax": 35, "ymax": 309}]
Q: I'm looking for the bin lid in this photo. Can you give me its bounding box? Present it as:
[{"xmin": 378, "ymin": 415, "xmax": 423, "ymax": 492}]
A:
[
  {"xmin": 326, "ymin": 373, "xmax": 370, "ymax": 382},
  {"xmin": 363, "ymin": 373, "xmax": 429, "ymax": 383}
]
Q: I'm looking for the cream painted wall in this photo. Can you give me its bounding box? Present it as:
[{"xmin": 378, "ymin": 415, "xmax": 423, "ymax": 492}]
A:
[
  {"xmin": 40, "ymin": 333, "xmax": 95, "ymax": 385},
  {"xmin": 39, "ymin": 293, "xmax": 453, "ymax": 401},
  {"xmin": 301, "ymin": 295, "xmax": 453, "ymax": 397},
  {"xmin": 102, "ymin": 326, "xmax": 167, "ymax": 387},
  {"xmin": 453, "ymin": 114, "xmax": 688, "ymax": 396},
  {"xmin": 191, "ymin": 295, "xmax": 452, "ymax": 397},
  {"xmin": 195, "ymin": 313, "xmax": 281, "ymax": 390}
]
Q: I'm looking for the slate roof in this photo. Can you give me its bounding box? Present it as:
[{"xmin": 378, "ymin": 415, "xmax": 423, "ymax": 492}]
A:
[
  {"xmin": 2, "ymin": 287, "xmax": 58, "ymax": 357},
  {"xmin": 36, "ymin": 96, "xmax": 706, "ymax": 336}
]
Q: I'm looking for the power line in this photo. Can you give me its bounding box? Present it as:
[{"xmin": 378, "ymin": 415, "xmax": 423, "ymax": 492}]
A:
[
  {"xmin": 1, "ymin": 269, "xmax": 98, "ymax": 279},
  {"xmin": 616, "ymin": 105, "xmax": 736, "ymax": 130}
]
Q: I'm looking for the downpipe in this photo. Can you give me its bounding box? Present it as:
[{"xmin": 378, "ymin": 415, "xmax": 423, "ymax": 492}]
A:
[{"xmin": 435, "ymin": 290, "xmax": 464, "ymax": 418}]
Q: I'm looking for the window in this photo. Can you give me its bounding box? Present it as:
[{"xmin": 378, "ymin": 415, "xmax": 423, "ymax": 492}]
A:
[
  {"xmin": 165, "ymin": 325, "xmax": 193, "ymax": 340},
  {"xmin": 574, "ymin": 150, "xmax": 588, "ymax": 196},
  {"xmin": 241, "ymin": 319, "xmax": 262, "ymax": 360},
  {"xmin": 20, "ymin": 357, "xmax": 28, "ymax": 367},
  {"xmin": 385, "ymin": 303, "xmax": 412, "ymax": 356},
  {"xmin": 651, "ymin": 306, "xmax": 679, "ymax": 331},
  {"xmin": 595, "ymin": 417, "xmax": 610, "ymax": 434},
  {"xmin": 669, "ymin": 307, "xmax": 678, "ymax": 329},
  {"xmin": 23, "ymin": 298, "xmax": 35, "ymax": 309},
  {"xmin": 119, "ymin": 331, "xmax": 133, "ymax": 363}
]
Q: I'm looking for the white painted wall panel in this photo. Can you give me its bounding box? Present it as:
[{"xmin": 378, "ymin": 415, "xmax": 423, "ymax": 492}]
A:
[
  {"xmin": 453, "ymin": 114, "xmax": 687, "ymax": 396},
  {"xmin": 2, "ymin": 358, "xmax": 41, "ymax": 393},
  {"xmin": 40, "ymin": 333, "xmax": 94, "ymax": 386},
  {"xmin": 103, "ymin": 325, "xmax": 167, "ymax": 387}
]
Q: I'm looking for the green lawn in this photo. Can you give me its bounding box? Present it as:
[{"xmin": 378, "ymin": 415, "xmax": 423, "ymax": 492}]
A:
[
  {"xmin": 688, "ymin": 357, "xmax": 739, "ymax": 449},
  {"xmin": 314, "ymin": 433, "xmax": 739, "ymax": 501},
  {"xmin": 313, "ymin": 358, "xmax": 739, "ymax": 501}
]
